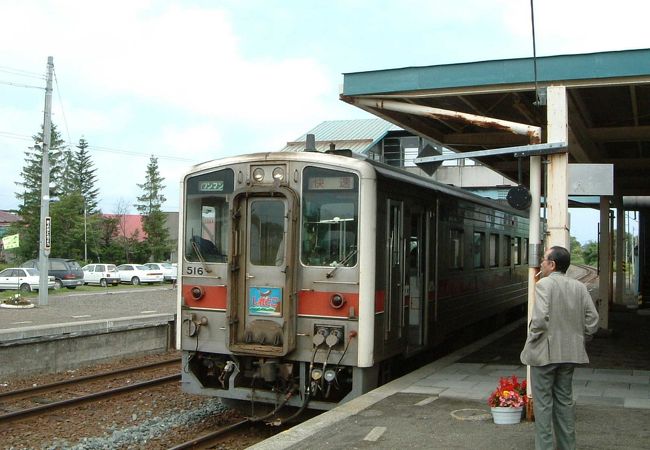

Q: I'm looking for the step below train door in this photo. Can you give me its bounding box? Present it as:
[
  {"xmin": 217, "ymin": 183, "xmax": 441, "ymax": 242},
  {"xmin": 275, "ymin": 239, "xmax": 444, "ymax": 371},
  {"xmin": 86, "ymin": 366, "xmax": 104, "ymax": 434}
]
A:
[{"xmin": 229, "ymin": 188, "xmax": 297, "ymax": 357}]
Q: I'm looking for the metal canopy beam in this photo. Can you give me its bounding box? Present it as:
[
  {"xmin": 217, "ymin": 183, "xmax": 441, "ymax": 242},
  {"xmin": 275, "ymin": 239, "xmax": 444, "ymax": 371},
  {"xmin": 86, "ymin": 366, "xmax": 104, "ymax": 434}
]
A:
[{"xmin": 414, "ymin": 141, "xmax": 568, "ymax": 164}]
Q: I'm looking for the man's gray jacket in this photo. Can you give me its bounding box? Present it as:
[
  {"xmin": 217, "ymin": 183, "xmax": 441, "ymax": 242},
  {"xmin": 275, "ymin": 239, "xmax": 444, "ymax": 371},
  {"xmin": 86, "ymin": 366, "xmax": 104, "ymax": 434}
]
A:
[{"xmin": 520, "ymin": 272, "xmax": 600, "ymax": 366}]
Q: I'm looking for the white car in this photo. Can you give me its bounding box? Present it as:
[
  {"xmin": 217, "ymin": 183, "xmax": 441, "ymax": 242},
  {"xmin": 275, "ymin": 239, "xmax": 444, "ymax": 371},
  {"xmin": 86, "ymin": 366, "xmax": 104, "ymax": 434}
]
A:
[
  {"xmin": 82, "ymin": 264, "xmax": 120, "ymax": 287},
  {"xmin": 116, "ymin": 264, "xmax": 164, "ymax": 285},
  {"xmin": 144, "ymin": 263, "xmax": 177, "ymax": 282},
  {"xmin": 0, "ymin": 267, "xmax": 55, "ymax": 292}
]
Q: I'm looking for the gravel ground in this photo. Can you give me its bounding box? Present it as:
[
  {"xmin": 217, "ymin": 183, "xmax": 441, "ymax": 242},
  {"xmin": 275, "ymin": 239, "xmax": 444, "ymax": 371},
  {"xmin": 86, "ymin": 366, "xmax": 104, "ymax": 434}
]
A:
[{"xmin": 0, "ymin": 351, "xmax": 273, "ymax": 450}]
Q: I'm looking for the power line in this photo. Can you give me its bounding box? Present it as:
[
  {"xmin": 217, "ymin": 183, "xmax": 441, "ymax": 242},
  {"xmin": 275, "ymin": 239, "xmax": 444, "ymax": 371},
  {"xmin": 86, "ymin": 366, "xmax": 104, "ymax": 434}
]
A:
[
  {"xmin": 53, "ymin": 69, "xmax": 73, "ymax": 147},
  {"xmin": 0, "ymin": 65, "xmax": 45, "ymax": 78},
  {"xmin": 0, "ymin": 79, "xmax": 44, "ymax": 90}
]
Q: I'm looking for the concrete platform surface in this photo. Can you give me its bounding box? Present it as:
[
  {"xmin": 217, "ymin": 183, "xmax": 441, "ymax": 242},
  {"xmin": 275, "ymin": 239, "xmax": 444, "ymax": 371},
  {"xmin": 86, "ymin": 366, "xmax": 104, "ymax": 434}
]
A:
[{"xmin": 251, "ymin": 307, "xmax": 650, "ymax": 450}]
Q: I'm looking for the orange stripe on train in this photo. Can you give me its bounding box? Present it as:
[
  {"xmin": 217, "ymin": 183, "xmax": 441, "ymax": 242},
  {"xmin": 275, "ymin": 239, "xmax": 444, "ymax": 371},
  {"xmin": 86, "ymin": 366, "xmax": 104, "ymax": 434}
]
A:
[
  {"xmin": 297, "ymin": 290, "xmax": 386, "ymax": 317},
  {"xmin": 182, "ymin": 285, "xmax": 227, "ymax": 309}
]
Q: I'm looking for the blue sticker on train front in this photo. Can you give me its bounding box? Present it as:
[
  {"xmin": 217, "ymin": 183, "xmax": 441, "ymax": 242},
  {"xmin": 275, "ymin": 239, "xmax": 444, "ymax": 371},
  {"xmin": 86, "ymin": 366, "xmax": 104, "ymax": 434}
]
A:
[{"xmin": 248, "ymin": 287, "xmax": 282, "ymax": 316}]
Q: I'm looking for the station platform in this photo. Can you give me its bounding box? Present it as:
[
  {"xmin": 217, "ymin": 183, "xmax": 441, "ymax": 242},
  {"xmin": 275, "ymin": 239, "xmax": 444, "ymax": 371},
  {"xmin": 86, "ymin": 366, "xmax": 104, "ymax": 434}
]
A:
[
  {"xmin": 0, "ymin": 286, "xmax": 176, "ymax": 376},
  {"xmin": 251, "ymin": 304, "xmax": 650, "ymax": 449}
]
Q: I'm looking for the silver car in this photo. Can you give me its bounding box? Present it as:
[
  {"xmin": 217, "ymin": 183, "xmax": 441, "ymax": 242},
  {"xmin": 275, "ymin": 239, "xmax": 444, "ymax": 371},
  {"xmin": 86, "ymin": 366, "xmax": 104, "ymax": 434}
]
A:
[
  {"xmin": 144, "ymin": 263, "xmax": 177, "ymax": 282},
  {"xmin": 0, "ymin": 268, "xmax": 55, "ymax": 292},
  {"xmin": 82, "ymin": 264, "xmax": 120, "ymax": 287},
  {"xmin": 116, "ymin": 264, "xmax": 164, "ymax": 285}
]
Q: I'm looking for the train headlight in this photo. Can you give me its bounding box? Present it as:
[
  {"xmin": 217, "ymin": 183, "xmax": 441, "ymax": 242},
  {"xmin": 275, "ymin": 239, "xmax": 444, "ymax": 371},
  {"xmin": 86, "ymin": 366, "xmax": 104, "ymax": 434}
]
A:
[
  {"xmin": 323, "ymin": 369, "xmax": 337, "ymax": 383},
  {"xmin": 252, "ymin": 167, "xmax": 265, "ymax": 182},
  {"xmin": 190, "ymin": 286, "xmax": 204, "ymax": 300},
  {"xmin": 330, "ymin": 293, "xmax": 345, "ymax": 309},
  {"xmin": 311, "ymin": 368, "xmax": 323, "ymax": 381},
  {"xmin": 272, "ymin": 166, "xmax": 285, "ymax": 181}
]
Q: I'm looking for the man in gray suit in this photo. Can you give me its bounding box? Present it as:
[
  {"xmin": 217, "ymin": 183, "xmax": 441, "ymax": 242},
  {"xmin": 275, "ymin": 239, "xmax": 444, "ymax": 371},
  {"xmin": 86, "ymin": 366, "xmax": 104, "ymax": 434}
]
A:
[{"xmin": 521, "ymin": 246, "xmax": 599, "ymax": 450}]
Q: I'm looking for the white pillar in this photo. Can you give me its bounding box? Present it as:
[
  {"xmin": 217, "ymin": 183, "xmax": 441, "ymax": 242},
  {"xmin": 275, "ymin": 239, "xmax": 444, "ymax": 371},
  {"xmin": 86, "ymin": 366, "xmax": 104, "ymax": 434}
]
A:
[
  {"xmin": 615, "ymin": 203, "xmax": 625, "ymax": 304},
  {"xmin": 598, "ymin": 197, "xmax": 611, "ymax": 329},
  {"xmin": 546, "ymin": 86, "xmax": 569, "ymax": 249}
]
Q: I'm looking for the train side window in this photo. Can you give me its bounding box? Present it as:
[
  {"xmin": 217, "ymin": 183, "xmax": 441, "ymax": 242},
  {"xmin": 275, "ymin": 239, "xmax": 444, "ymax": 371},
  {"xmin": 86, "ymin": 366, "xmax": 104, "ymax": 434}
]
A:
[
  {"xmin": 489, "ymin": 233, "xmax": 499, "ymax": 267},
  {"xmin": 504, "ymin": 235, "xmax": 512, "ymax": 266},
  {"xmin": 513, "ymin": 237, "xmax": 521, "ymax": 265},
  {"xmin": 449, "ymin": 229, "xmax": 464, "ymax": 270},
  {"xmin": 301, "ymin": 167, "xmax": 359, "ymax": 267},
  {"xmin": 473, "ymin": 232, "xmax": 485, "ymax": 268},
  {"xmin": 522, "ymin": 238, "xmax": 529, "ymax": 264}
]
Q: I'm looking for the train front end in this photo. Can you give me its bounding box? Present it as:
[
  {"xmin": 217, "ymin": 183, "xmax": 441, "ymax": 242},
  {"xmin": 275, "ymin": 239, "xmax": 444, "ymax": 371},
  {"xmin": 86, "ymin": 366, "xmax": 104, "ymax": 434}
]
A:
[{"xmin": 178, "ymin": 153, "xmax": 377, "ymax": 412}]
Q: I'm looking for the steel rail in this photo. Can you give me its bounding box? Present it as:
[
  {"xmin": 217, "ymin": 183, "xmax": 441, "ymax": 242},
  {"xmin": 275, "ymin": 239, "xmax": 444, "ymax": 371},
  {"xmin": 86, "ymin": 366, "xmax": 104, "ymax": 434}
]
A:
[
  {"xmin": 574, "ymin": 264, "xmax": 599, "ymax": 284},
  {"xmin": 167, "ymin": 419, "xmax": 252, "ymax": 450},
  {"xmin": 0, "ymin": 357, "xmax": 180, "ymax": 401},
  {"xmin": 0, "ymin": 373, "xmax": 180, "ymax": 423}
]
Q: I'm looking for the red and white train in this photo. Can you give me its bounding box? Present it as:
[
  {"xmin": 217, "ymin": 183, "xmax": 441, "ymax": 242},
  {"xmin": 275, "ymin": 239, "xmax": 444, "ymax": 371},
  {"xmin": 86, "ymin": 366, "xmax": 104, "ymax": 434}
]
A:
[{"xmin": 177, "ymin": 150, "xmax": 529, "ymax": 413}]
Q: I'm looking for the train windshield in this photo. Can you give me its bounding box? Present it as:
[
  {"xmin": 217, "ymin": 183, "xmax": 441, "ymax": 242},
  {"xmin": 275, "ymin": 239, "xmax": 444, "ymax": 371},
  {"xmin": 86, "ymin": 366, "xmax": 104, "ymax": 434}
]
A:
[
  {"xmin": 301, "ymin": 166, "xmax": 359, "ymax": 267},
  {"xmin": 184, "ymin": 169, "xmax": 234, "ymax": 263}
]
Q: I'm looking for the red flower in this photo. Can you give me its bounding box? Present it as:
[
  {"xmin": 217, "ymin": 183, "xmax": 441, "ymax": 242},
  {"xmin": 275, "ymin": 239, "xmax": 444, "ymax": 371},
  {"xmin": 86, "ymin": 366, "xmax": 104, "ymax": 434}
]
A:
[{"xmin": 488, "ymin": 375, "xmax": 528, "ymax": 408}]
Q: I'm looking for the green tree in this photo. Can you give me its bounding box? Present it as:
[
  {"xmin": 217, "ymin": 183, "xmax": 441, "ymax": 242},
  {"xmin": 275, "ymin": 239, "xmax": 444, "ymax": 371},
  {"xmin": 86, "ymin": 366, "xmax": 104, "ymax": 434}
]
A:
[
  {"xmin": 62, "ymin": 137, "xmax": 100, "ymax": 214},
  {"xmin": 582, "ymin": 241, "xmax": 599, "ymax": 266},
  {"xmin": 50, "ymin": 193, "xmax": 85, "ymax": 260},
  {"xmin": 12, "ymin": 124, "xmax": 67, "ymax": 261},
  {"xmin": 570, "ymin": 235, "xmax": 584, "ymax": 264},
  {"xmin": 134, "ymin": 156, "xmax": 170, "ymax": 261}
]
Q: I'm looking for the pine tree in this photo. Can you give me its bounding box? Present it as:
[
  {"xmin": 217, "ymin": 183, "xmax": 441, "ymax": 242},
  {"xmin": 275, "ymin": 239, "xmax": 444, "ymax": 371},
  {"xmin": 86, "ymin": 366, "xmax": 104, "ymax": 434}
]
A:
[
  {"xmin": 134, "ymin": 156, "xmax": 170, "ymax": 261},
  {"xmin": 63, "ymin": 137, "xmax": 100, "ymax": 214},
  {"xmin": 13, "ymin": 124, "xmax": 67, "ymax": 260}
]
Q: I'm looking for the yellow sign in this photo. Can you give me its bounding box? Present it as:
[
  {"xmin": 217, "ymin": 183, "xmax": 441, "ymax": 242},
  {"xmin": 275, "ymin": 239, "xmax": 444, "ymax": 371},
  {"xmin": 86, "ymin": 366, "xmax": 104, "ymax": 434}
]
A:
[{"xmin": 2, "ymin": 233, "xmax": 19, "ymax": 250}]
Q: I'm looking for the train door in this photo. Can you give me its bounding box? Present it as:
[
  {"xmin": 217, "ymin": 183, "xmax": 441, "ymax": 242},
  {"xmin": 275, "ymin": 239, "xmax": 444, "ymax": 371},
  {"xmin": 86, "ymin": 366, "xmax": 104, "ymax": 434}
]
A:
[
  {"xmin": 228, "ymin": 191, "xmax": 297, "ymax": 357},
  {"xmin": 406, "ymin": 207, "xmax": 426, "ymax": 353},
  {"xmin": 385, "ymin": 199, "xmax": 404, "ymax": 342}
]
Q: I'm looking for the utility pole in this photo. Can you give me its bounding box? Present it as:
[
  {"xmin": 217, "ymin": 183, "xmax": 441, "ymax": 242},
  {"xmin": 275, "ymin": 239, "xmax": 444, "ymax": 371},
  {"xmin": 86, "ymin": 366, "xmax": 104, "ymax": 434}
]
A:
[{"xmin": 38, "ymin": 56, "xmax": 54, "ymax": 306}]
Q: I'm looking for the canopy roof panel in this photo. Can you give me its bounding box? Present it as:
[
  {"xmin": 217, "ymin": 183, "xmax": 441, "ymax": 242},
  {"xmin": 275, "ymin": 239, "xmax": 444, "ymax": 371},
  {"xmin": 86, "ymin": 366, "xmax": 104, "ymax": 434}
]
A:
[{"xmin": 342, "ymin": 48, "xmax": 650, "ymax": 197}]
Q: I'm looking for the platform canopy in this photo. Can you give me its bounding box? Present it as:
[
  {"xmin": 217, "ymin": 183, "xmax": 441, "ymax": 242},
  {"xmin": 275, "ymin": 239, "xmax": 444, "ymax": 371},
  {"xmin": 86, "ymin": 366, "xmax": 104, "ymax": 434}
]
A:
[{"xmin": 341, "ymin": 48, "xmax": 650, "ymax": 198}]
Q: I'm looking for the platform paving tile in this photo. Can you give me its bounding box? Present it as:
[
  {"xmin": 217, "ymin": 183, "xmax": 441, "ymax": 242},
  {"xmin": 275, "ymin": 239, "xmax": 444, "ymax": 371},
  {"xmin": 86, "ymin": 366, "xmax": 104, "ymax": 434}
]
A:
[
  {"xmin": 582, "ymin": 373, "xmax": 646, "ymax": 384},
  {"xmin": 485, "ymin": 368, "xmax": 527, "ymax": 378},
  {"xmin": 400, "ymin": 385, "xmax": 445, "ymax": 395},
  {"xmin": 624, "ymin": 398, "xmax": 650, "ymax": 409},
  {"xmin": 572, "ymin": 385, "xmax": 604, "ymax": 397},
  {"xmin": 445, "ymin": 362, "xmax": 487, "ymax": 373},
  {"xmin": 632, "ymin": 369, "xmax": 650, "ymax": 377},
  {"xmin": 603, "ymin": 387, "xmax": 639, "ymax": 398},
  {"xmin": 414, "ymin": 373, "xmax": 469, "ymax": 386},
  {"xmin": 594, "ymin": 368, "xmax": 634, "ymax": 375},
  {"xmin": 573, "ymin": 367, "xmax": 595, "ymax": 376},
  {"xmin": 438, "ymin": 389, "xmax": 488, "ymax": 401},
  {"xmin": 414, "ymin": 379, "xmax": 477, "ymax": 389},
  {"xmin": 586, "ymin": 380, "xmax": 635, "ymax": 390},
  {"xmin": 576, "ymin": 395, "xmax": 625, "ymax": 407}
]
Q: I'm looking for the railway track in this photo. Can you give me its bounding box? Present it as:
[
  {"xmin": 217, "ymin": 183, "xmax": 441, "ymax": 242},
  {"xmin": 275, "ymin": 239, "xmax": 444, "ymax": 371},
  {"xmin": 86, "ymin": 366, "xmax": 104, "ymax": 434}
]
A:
[
  {"xmin": 168, "ymin": 418, "xmax": 252, "ymax": 449},
  {"xmin": 0, "ymin": 358, "xmax": 181, "ymax": 423},
  {"xmin": 574, "ymin": 263, "xmax": 599, "ymax": 285}
]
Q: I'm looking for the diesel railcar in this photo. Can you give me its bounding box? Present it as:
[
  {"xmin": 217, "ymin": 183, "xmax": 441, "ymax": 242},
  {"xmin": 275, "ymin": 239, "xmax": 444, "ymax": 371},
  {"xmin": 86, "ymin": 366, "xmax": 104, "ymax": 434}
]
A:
[{"xmin": 177, "ymin": 151, "xmax": 529, "ymax": 413}]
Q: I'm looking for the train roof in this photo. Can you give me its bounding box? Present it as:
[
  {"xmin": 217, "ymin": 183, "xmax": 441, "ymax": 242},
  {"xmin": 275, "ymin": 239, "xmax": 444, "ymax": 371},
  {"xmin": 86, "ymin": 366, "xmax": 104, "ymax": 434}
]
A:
[{"xmin": 186, "ymin": 151, "xmax": 529, "ymax": 218}]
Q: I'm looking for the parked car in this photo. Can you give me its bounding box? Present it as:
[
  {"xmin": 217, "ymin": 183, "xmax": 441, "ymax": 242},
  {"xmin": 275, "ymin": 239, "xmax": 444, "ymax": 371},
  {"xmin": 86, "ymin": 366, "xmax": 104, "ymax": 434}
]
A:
[
  {"xmin": 116, "ymin": 264, "xmax": 164, "ymax": 285},
  {"xmin": 82, "ymin": 264, "xmax": 120, "ymax": 287},
  {"xmin": 20, "ymin": 258, "xmax": 84, "ymax": 290},
  {"xmin": 143, "ymin": 263, "xmax": 177, "ymax": 282},
  {"xmin": 0, "ymin": 267, "xmax": 55, "ymax": 292}
]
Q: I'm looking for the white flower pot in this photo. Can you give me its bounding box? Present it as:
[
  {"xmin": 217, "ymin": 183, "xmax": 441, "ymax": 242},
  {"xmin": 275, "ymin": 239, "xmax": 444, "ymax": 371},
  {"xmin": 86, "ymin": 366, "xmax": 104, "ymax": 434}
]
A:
[{"xmin": 491, "ymin": 406, "xmax": 523, "ymax": 425}]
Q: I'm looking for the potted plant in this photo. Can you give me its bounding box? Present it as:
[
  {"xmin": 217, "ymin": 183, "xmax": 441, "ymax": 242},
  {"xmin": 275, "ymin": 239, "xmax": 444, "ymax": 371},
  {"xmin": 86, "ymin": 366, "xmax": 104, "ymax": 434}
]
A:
[{"xmin": 487, "ymin": 375, "xmax": 527, "ymax": 424}]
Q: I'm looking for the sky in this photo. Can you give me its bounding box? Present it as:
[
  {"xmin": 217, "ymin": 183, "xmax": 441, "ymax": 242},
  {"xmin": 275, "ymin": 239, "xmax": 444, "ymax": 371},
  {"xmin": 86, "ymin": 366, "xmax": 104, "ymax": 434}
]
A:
[{"xmin": 1, "ymin": 0, "xmax": 648, "ymax": 245}]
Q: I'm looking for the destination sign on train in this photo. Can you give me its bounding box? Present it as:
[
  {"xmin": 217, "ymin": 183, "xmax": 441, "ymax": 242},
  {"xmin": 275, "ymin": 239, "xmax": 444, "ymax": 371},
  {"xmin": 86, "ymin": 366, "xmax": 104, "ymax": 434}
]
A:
[{"xmin": 308, "ymin": 176, "xmax": 354, "ymax": 190}]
